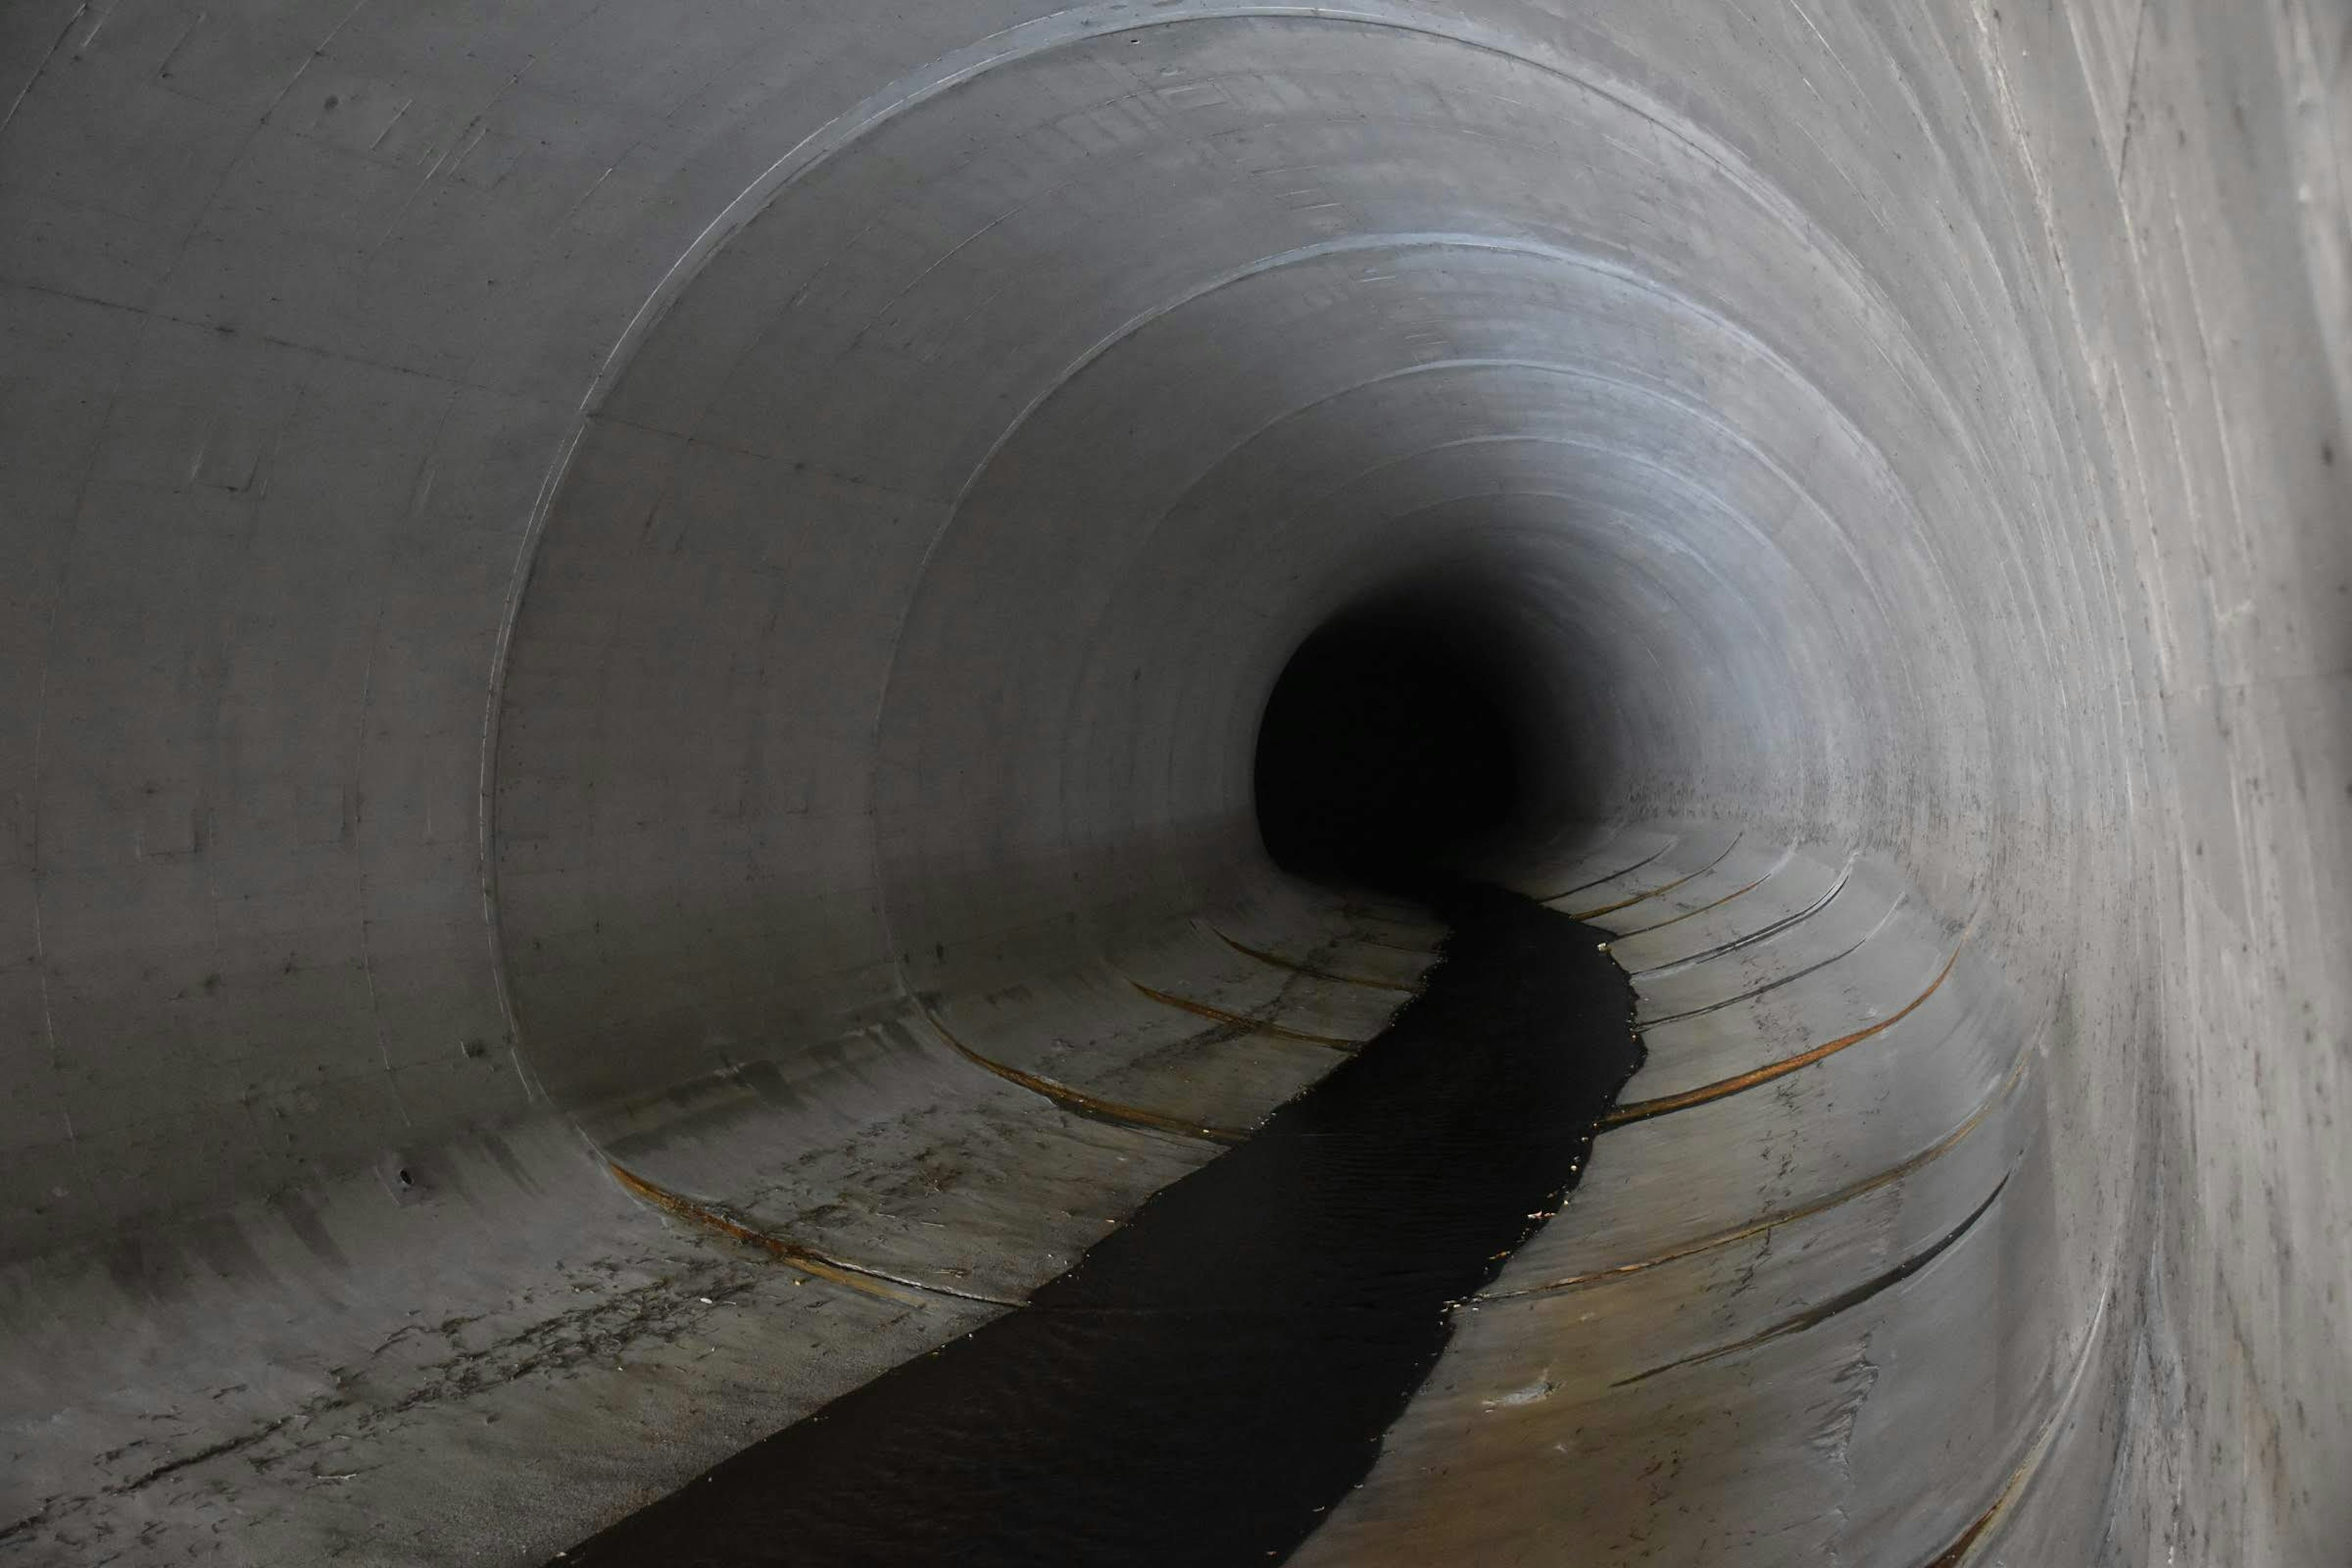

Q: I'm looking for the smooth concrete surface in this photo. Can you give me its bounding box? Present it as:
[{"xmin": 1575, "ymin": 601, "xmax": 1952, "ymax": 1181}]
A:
[{"xmin": 1, "ymin": 0, "xmax": 2346, "ymax": 1562}]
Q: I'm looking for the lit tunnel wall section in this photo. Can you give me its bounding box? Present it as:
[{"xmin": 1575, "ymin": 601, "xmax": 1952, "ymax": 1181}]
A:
[
  {"xmin": 497, "ymin": 17, "xmax": 2003, "ymax": 1085},
  {"xmin": 475, "ymin": 12, "xmax": 2350, "ymax": 1552},
  {"xmin": 487, "ymin": 16, "xmax": 2065, "ymax": 1547}
]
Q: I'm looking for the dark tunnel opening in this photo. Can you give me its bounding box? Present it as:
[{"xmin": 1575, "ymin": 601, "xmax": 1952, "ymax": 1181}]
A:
[{"xmin": 1253, "ymin": 605, "xmax": 1528, "ymax": 883}]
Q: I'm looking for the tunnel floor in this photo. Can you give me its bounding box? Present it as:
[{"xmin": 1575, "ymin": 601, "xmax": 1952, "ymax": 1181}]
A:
[{"xmin": 549, "ymin": 882, "xmax": 1641, "ymax": 1566}]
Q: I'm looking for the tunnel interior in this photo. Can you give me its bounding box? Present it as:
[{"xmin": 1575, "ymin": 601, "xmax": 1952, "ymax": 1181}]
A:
[
  {"xmin": 1253, "ymin": 597, "xmax": 1531, "ymax": 883},
  {"xmin": 0, "ymin": 1, "xmax": 2343, "ymax": 1565}
]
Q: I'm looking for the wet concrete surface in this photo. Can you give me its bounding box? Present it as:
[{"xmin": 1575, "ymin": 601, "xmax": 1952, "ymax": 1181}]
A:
[{"xmin": 549, "ymin": 882, "xmax": 1640, "ymax": 1566}]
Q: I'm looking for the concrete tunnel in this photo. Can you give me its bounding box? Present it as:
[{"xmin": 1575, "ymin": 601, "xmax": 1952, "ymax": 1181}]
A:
[{"xmin": 2, "ymin": 0, "xmax": 2347, "ymax": 1561}]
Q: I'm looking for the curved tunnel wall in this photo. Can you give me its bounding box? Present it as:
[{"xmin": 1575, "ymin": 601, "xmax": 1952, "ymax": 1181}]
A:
[
  {"xmin": 1, "ymin": 0, "xmax": 2346, "ymax": 1562},
  {"xmin": 498, "ymin": 13, "xmax": 2001, "ymax": 1090}
]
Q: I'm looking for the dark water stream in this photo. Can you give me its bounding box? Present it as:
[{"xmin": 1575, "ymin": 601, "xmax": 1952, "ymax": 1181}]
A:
[{"xmin": 552, "ymin": 881, "xmax": 1640, "ymax": 1566}]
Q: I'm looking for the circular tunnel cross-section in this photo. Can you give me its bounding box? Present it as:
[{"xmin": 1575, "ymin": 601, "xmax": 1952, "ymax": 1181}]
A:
[{"xmin": 0, "ymin": 2, "xmax": 2344, "ymax": 1566}]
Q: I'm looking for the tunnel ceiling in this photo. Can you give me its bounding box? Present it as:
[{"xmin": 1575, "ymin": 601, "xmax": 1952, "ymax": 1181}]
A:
[
  {"xmin": 2, "ymin": 0, "xmax": 2346, "ymax": 1563},
  {"xmin": 498, "ymin": 12, "xmax": 2010, "ymax": 1097}
]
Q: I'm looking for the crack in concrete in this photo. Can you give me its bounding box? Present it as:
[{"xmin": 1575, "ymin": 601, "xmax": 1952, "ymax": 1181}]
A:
[{"xmin": 1612, "ymin": 1173, "xmax": 2010, "ymax": 1387}]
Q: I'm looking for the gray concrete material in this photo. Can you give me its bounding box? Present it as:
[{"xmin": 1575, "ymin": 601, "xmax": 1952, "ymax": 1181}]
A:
[
  {"xmin": 1510, "ymin": 824, "xmax": 1689, "ymax": 902},
  {"xmin": 1198, "ymin": 913, "xmax": 1439, "ymax": 993},
  {"xmin": 1488, "ymin": 931, "xmax": 2029, "ymax": 1295},
  {"xmin": 1302, "ymin": 1140, "xmax": 2065, "ymax": 1566},
  {"xmin": 0, "ymin": 884, "xmax": 1433, "ymax": 1561},
  {"xmin": 1304, "ymin": 892, "xmax": 2052, "ymax": 1564},
  {"xmin": 929, "ymin": 956, "xmax": 1348, "ymax": 1134},
  {"xmin": 1604, "ymin": 845, "xmax": 1858, "ymax": 974},
  {"xmin": 594, "ymin": 1021, "xmax": 1217, "ymax": 1304},
  {"xmin": 1116, "ymin": 943, "xmax": 1413, "ymax": 1048},
  {"xmin": 1537, "ymin": 825, "xmax": 1754, "ymax": 918},
  {"xmin": 0, "ymin": 1114, "xmax": 1002, "ymax": 1566},
  {"xmin": 1589, "ymin": 836, "xmax": 1803, "ymax": 938},
  {"xmin": 0, "ymin": 0, "xmax": 2343, "ymax": 1563},
  {"xmin": 1623, "ymin": 859, "xmax": 1913, "ymax": 1028}
]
